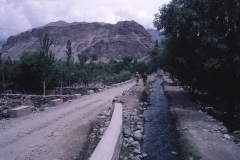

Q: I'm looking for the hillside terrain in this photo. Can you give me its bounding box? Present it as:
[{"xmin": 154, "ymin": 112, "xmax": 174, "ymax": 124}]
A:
[
  {"xmin": 0, "ymin": 20, "xmax": 154, "ymax": 61},
  {"xmin": 0, "ymin": 40, "xmax": 6, "ymax": 49},
  {"xmin": 146, "ymin": 29, "xmax": 164, "ymax": 41}
]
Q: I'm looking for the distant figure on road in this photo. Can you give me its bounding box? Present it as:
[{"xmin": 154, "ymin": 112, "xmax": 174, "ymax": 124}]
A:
[
  {"xmin": 142, "ymin": 72, "xmax": 148, "ymax": 86},
  {"xmin": 135, "ymin": 72, "xmax": 140, "ymax": 85}
]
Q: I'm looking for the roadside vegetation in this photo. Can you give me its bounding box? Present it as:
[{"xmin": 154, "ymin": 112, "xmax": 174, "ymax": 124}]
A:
[
  {"xmin": 150, "ymin": 0, "xmax": 240, "ymax": 121},
  {"xmin": 149, "ymin": 0, "xmax": 240, "ymax": 158},
  {"xmin": 0, "ymin": 34, "xmax": 154, "ymax": 95}
]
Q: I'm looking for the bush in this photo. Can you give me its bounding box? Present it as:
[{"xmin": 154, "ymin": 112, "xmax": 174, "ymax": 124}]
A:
[{"xmin": 106, "ymin": 70, "xmax": 131, "ymax": 83}]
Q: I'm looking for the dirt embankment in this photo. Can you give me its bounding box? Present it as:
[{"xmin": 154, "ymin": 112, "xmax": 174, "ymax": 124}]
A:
[{"xmin": 162, "ymin": 73, "xmax": 240, "ymax": 160}]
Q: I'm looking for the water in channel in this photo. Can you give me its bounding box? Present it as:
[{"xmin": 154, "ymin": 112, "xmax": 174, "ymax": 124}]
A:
[{"xmin": 142, "ymin": 75, "xmax": 180, "ymax": 160}]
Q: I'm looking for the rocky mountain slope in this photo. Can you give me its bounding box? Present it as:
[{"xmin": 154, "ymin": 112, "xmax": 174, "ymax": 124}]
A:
[
  {"xmin": 0, "ymin": 40, "xmax": 6, "ymax": 49},
  {"xmin": 146, "ymin": 29, "xmax": 164, "ymax": 42},
  {"xmin": 0, "ymin": 20, "xmax": 154, "ymax": 61}
]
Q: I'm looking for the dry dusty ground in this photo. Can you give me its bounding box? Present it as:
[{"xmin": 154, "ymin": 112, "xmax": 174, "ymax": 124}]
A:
[
  {"xmin": 162, "ymin": 73, "xmax": 240, "ymax": 160},
  {"xmin": 0, "ymin": 81, "xmax": 135, "ymax": 160}
]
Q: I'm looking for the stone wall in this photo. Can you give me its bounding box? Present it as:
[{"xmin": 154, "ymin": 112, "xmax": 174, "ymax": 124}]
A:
[
  {"xmin": 55, "ymin": 87, "xmax": 101, "ymax": 95},
  {"xmin": 29, "ymin": 95, "xmax": 72, "ymax": 107},
  {"xmin": 0, "ymin": 94, "xmax": 73, "ymax": 107}
]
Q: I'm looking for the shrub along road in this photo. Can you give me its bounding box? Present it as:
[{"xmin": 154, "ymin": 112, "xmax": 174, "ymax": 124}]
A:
[{"xmin": 0, "ymin": 81, "xmax": 135, "ymax": 160}]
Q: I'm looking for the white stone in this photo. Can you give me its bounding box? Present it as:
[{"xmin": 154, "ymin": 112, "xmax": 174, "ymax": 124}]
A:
[
  {"xmin": 86, "ymin": 90, "xmax": 94, "ymax": 95},
  {"xmin": 73, "ymin": 94, "xmax": 81, "ymax": 99},
  {"xmin": 224, "ymin": 134, "xmax": 231, "ymax": 140},
  {"xmin": 99, "ymin": 128, "xmax": 105, "ymax": 135},
  {"xmin": 134, "ymin": 149, "xmax": 141, "ymax": 154},
  {"xmin": 183, "ymin": 127, "xmax": 188, "ymax": 131},
  {"xmin": 10, "ymin": 106, "xmax": 32, "ymax": 118},
  {"xmin": 131, "ymin": 141, "xmax": 140, "ymax": 149},
  {"xmin": 50, "ymin": 99, "xmax": 63, "ymax": 107},
  {"xmin": 171, "ymin": 151, "xmax": 177, "ymax": 155},
  {"xmin": 134, "ymin": 131, "xmax": 143, "ymax": 140}
]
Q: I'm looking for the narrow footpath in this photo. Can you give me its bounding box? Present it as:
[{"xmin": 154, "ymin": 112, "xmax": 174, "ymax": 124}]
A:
[{"xmin": 162, "ymin": 72, "xmax": 240, "ymax": 160}]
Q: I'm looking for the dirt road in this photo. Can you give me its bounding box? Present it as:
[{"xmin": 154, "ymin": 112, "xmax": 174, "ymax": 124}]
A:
[{"xmin": 0, "ymin": 81, "xmax": 135, "ymax": 160}]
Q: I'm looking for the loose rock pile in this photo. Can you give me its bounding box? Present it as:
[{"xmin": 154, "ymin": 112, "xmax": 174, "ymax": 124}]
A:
[
  {"xmin": 119, "ymin": 107, "xmax": 148, "ymax": 160},
  {"xmin": 0, "ymin": 95, "xmax": 33, "ymax": 119},
  {"xmin": 30, "ymin": 95, "xmax": 72, "ymax": 107}
]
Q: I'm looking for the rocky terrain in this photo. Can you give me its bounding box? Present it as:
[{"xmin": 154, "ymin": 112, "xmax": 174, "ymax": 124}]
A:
[
  {"xmin": 0, "ymin": 20, "xmax": 155, "ymax": 61},
  {"xmin": 76, "ymin": 75, "xmax": 156, "ymax": 160}
]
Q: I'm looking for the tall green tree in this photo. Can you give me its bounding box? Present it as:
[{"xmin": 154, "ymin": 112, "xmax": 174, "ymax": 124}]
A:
[
  {"xmin": 90, "ymin": 53, "xmax": 98, "ymax": 62},
  {"xmin": 66, "ymin": 40, "xmax": 74, "ymax": 69},
  {"xmin": 18, "ymin": 51, "xmax": 40, "ymax": 92},
  {"xmin": 154, "ymin": 0, "xmax": 240, "ymax": 118},
  {"xmin": 78, "ymin": 53, "xmax": 88, "ymax": 65},
  {"xmin": 38, "ymin": 33, "xmax": 56, "ymax": 95}
]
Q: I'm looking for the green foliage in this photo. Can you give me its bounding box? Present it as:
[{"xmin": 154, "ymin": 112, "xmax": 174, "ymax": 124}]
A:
[
  {"xmin": 135, "ymin": 61, "xmax": 150, "ymax": 74},
  {"xmin": 154, "ymin": 0, "xmax": 240, "ymax": 117},
  {"xmin": 51, "ymin": 61, "xmax": 71, "ymax": 87},
  {"xmin": 122, "ymin": 56, "xmax": 133, "ymax": 65},
  {"xmin": 179, "ymin": 134, "xmax": 202, "ymax": 160},
  {"xmin": 0, "ymin": 35, "xmax": 157, "ymax": 94},
  {"xmin": 90, "ymin": 53, "xmax": 98, "ymax": 62},
  {"xmin": 105, "ymin": 70, "xmax": 131, "ymax": 83},
  {"xmin": 78, "ymin": 53, "xmax": 88, "ymax": 64},
  {"xmin": 66, "ymin": 40, "xmax": 74, "ymax": 69},
  {"xmin": 38, "ymin": 33, "xmax": 56, "ymax": 95},
  {"xmin": 18, "ymin": 51, "xmax": 40, "ymax": 90},
  {"xmin": 120, "ymin": 146, "xmax": 134, "ymax": 158}
]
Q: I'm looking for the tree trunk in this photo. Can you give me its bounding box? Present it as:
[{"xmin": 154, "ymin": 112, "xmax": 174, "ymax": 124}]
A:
[
  {"xmin": 43, "ymin": 81, "xmax": 46, "ymax": 96},
  {"xmin": 226, "ymin": 95, "xmax": 234, "ymax": 120}
]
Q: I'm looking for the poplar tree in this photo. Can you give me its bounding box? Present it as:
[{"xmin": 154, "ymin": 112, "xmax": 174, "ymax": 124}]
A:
[
  {"xmin": 66, "ymin": 40, "xmax": 74, "ymax": 69},
  {"xmin": 38, "ymin": 33, "xmax": 56, "ymax": 95}
]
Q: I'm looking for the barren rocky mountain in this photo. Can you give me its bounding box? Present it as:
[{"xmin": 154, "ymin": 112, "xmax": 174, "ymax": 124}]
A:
[
  {"xmin": 146, "ymin": 29, "xmax": 164, "ymax": 42},
  {"xmin": 0, "ymin": 20, "xmax": 154, "ymax": 61},
  {"xmin": 0, "ymin": 41, "xmax": 5, "ymax": 48}
]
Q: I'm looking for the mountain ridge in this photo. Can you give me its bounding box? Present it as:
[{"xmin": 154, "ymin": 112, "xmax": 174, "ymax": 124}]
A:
[{"xmin": 1, "ymin": 20, "xmax": 155, "ymax": 61}]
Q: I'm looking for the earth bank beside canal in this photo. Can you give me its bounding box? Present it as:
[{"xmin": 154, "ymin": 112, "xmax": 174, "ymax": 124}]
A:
[{"xmin": 162, "ymin": 72, "xmax": 240, "ymax": 160}]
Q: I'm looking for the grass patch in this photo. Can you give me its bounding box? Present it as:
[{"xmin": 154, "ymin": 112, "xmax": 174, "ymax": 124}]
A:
[
  {"xmin": 171, "ymin": 112, "xmax": 202, "ymax": 160},
  {"xmin": 179, "ymin": 133, "xmax": 202, "ymax": 160},
  {"xmin": 120, "ymin": 146, "xmax": 135, "ymax": 158}
]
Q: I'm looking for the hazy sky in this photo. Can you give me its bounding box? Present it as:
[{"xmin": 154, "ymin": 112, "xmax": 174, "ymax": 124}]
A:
[{"xmin": 0, "ymin": 0, "xmax": 170, "ymax": 41}]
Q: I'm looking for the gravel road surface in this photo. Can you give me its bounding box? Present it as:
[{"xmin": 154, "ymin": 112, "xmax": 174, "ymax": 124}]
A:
[{"xmin": 0, "ymin": 81, "xmax": 135, "ymax": 160}]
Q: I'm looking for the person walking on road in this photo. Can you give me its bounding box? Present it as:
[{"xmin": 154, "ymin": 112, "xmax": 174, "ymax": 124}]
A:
[
  {"xmin": 142, "ymin": 72, "xmax": 148, "ymax": 86},
  {"xmin": 135, "ymin": 72, "xmax": 140, "ymax": 85}
]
